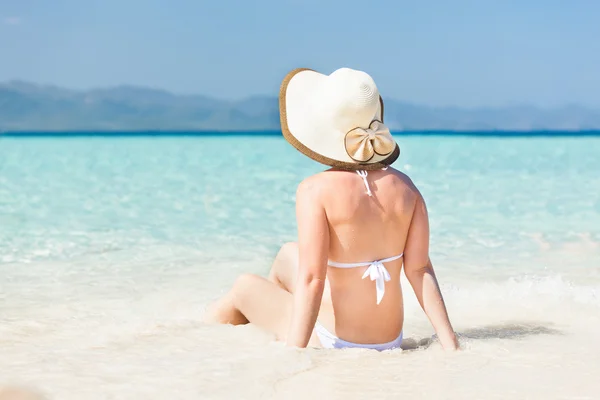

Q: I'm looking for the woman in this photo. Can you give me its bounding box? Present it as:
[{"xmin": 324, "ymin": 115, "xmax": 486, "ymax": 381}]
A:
[{"xmin": 205, "ymin": 67, "xmax": 460, "ymax": 351}]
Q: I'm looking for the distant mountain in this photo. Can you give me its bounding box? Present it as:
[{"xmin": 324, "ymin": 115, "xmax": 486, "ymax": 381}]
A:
[{"xmin": 1, "ymin": 80, "xmax": 599, "ymax": 131}]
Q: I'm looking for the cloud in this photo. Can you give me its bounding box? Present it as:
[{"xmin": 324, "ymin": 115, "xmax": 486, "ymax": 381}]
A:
[{"xmin": 3, "ymin": 16, "xmax": 22, "ymax": 25}]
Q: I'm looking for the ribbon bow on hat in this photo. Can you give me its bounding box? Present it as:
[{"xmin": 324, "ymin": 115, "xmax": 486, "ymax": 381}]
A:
[{"xmin": 345, "ymin": 120, "xmax": 396, "ymax": 162}]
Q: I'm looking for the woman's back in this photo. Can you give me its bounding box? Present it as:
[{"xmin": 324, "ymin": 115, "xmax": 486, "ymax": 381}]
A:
[{"xmin": 305, "ymin": 168, "xmax": 420, "ymax": 344}]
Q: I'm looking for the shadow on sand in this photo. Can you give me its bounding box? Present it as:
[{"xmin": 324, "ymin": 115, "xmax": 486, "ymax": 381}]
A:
[{"xmin": 401, "ymin": 322, "xmax": 563, "ymax": 350}]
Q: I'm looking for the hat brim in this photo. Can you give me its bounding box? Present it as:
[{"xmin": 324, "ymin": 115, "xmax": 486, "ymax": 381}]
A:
[{"xmin": 279, "ymin": 68, "xmax": 400, "ymax": 171}]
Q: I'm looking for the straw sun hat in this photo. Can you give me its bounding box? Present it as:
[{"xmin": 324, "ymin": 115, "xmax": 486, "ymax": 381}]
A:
[{"xmin": 279, "ymin": 67, "xmax": 400, "ymax": 171}]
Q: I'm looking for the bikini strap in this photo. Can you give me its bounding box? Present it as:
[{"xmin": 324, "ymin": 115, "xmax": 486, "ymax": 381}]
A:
[
  {"xmin": 356, "ymin": 170, "xmax": 372, "ymax": 196},
  {"xmin": 328, "ymin": 254, "xmax": 404, "ymax": 304},
  {"xmin": 356, "ymin": 166, "xmax": 389, "ymax": 196},
  {"xmin": 327, "ymin": 253, "xmax": 403, "ymax": 268}
]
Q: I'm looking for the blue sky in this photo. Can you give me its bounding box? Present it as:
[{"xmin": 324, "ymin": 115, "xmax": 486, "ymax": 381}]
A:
[{"xmin": 1, "ymin": 0, "xmax": 599, "ymax": 108}]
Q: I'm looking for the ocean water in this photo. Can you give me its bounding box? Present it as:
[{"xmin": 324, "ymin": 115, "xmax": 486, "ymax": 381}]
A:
[{"xmin": 1, "ymin": 134, "xmax": 599, "ymax": 399}]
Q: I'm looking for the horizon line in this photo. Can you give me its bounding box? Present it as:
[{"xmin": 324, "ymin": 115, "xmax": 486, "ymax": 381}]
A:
[{"xmin": 2, "ymin": 130, "xmax": 600, "ymax": 138}]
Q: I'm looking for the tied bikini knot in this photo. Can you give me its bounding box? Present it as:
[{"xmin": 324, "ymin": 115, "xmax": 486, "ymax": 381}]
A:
[
  {"xmin": 361, "ymin": 261, "xmax": 392, "ymax": 305},
  {"xmin": 345, "ymin": 120, "xmax": 395, "ymax": 162}
]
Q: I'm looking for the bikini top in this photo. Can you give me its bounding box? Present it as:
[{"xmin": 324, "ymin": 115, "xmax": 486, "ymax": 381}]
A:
[
  {"xmin": 327, "ymin": 254, "xmax": 404, "ymax": 305},
  {"xmin": 326, "ymin": 170, "xmax": 403, "ymax": 305}
]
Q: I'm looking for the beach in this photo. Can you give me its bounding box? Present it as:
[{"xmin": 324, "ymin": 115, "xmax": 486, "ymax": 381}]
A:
[{"xmin": 1, "ymin": 135, "xmax": 599, "ymax": 399}]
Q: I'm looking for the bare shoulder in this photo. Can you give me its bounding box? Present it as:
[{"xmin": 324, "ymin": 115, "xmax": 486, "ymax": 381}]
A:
[
  {"xmin": 388, "ymin": 168, "xmax": 419, "ymax": 191},
  {"xmin": 296, "ymin": 168, "xmax": 424, "ymax": 204},
  {"xmin": 387, "ymin": 168, "xmax": 423, "ymax": 203},
  {"xmin": 297, "ymin": 169, "xmax": 347, "ymax": 190},
  {"xmin": 296, "ymin": 173, "xmax": 327, "ymax": 202},
  {"xmin": 295, "ymin": 174, "xmax": 329, "ymax": 218}
]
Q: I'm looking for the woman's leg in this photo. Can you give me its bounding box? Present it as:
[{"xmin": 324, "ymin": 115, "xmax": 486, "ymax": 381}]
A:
[
  {"xmin": 204, "ymin": 273, "xmax": 296, "ymax": 341},
  {"xmin": 204, "ymin": 242, "xmax": 321, "ymax": 344},
  {"xmin": 203, "ymin": 285, "xmax": 249, "ymax": 325},
  {"xmin": 204, "ymin": 242, "xmax": 299, "ymax": 325},
  {"xmin": 268, "ymin": 242, "xmax": 299, "ymax": 293}
]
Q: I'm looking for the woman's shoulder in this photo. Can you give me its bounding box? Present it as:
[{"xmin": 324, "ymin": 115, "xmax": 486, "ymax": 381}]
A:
[
  {"xmin": 297, "ymin": 168, "xmax": 422, "ymax": 197},
  {"xmin": 296, "ymin": 170, "xmax": 353, "ymax": 192},
  {"xmin": 388, "ymin": 168, "xmax": 420, "ymax": 192},
  {"xmin": 295, "ymin": 172, "xmax": 329, "ymax": 198}
]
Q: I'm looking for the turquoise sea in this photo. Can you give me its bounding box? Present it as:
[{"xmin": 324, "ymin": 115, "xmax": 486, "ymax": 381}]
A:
[{"xmin": 1, "ymin": 133, "xmax": 600, "ymax": 399}]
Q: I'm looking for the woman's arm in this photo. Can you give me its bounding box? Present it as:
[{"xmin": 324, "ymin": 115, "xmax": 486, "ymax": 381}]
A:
[
  {"xmin": 286, "ymin": 179, "xmax": 329, "ymax": 348},
  {"xmin": 404, "ymin": 193, "xmax": 460, "ymax": 350}
]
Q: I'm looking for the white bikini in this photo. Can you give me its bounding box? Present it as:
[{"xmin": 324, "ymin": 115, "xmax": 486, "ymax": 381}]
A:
[{"xmin": 314, "ymin": 171, "xmax": 404, "ymax": 351}]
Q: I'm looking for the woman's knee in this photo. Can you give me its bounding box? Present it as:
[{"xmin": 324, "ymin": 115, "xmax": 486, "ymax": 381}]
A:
[
  {"xmin": 233, "ymin": 273, "xmax": 259, "ymax": 291},
  {"xmin": 231, "ymin": 273, "xmax": 265, "ymax": 308},
  {"xmin": 281, "ymin": 241, "xmax": 298, "ymax": 254},
  {"xmin": 275, "ymin": 242, "xmax": 298, "ymax": 265}
]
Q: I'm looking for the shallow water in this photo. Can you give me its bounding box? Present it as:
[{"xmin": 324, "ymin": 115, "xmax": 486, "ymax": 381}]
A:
[{"xmin": 1, "ymin": 136, "xmax": 599, "ymax": 399}]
